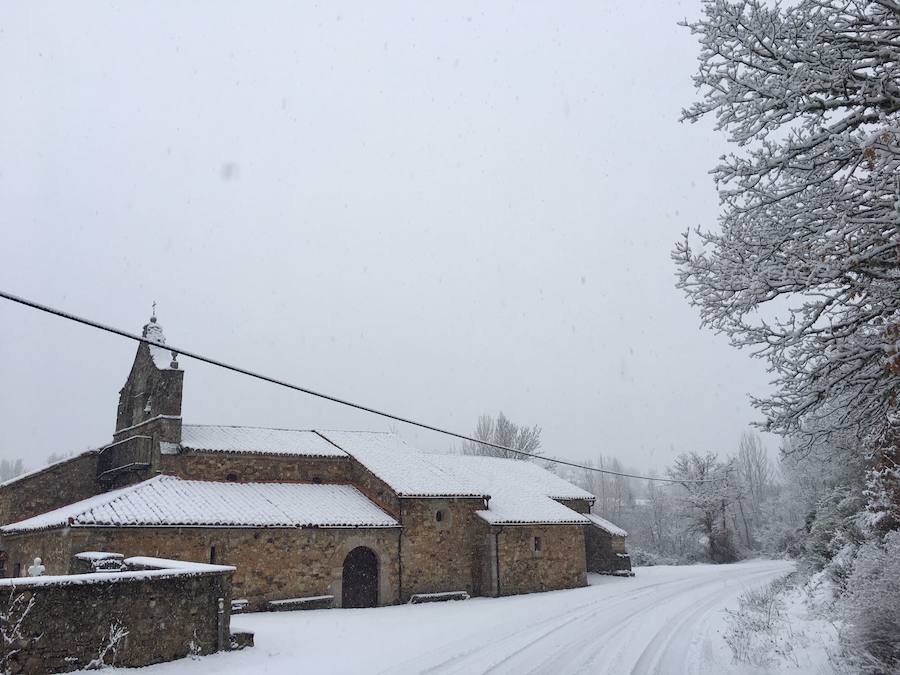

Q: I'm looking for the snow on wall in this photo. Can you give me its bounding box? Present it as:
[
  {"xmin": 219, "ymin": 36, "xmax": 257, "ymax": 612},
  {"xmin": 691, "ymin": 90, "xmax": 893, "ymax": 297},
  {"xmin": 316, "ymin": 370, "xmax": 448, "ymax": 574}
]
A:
[
  {"xmin": 1, "ymin": 475, "xmax": 400, "ymax": 532},
  {"xmin": 0, "ymin": 556, "xmax": 234, "ymax": 588},
  {"xmin": 181, "ymin": 425, "xmax": 348, "ymax": 457}
]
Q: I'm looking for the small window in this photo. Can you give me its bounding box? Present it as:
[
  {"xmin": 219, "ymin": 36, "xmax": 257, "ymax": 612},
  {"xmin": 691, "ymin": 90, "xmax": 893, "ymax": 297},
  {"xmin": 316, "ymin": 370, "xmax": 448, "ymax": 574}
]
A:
[
  {"xmin": 312, "ymin": 477, "xmax": 322, "ymax": 484},
  {"xmin": 210, "ymin": 546, "xmax": 217, "ymax": 564},
  {"xmin": 13, "ymin": 562, "xmax": 21, "ymax": 577},
  {"xmin": 533, "ymin": 536, "xmax": 542, "ymax": 553},
  {"xmin": 226, "ymin": 473, "xmax": 238, "ymax": 482},
  {"xmin": 435, "ymin": 510, "xmax": 445, "ymax": 523}
]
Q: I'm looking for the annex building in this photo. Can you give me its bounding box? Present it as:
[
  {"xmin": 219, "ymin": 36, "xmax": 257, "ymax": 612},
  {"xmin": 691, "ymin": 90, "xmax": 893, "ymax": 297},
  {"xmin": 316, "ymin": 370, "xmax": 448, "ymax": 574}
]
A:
[{"xmin": 0, "ymin": 314, "xmax": 631, "ymax": 609}]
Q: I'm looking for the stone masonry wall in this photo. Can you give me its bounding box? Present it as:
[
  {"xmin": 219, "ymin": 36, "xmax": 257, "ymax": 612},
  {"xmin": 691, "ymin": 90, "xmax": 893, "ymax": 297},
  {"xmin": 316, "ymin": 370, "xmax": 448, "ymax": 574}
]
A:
[
  {"xmin": 0, "ymin": 453, "xmax": 100, "ymax": 526},
  {"xmin": 0, "ymin": 564, "xmax": 231, "ymax": 674},
  {"xmin": 496, "ymin": 524, "xmax": 587, "ymax": 596},
  {"xmin": 347, "ymin": 459, "xmax": 401, "ymax": 516},
  {"xmin": 585, "ymin": 526, "xmax": 631, "ymax": 574},
  {"xmin": 115, "ymin": 342, "xmax": 183, "ymax": 435},
  {"xmin": 3, "ymin": 526, "xmax": 401, "ymax": 610},
  {"xmin": 2, "ymin": 530, "xmax": 74, "ymax": 578},
  {"xmin": 398, "ymin": 498, "xmax": 483, "ymax": 600},
  {"xmin": 160, "ymin": 453, "xmax": 353, "ymax": 485}
]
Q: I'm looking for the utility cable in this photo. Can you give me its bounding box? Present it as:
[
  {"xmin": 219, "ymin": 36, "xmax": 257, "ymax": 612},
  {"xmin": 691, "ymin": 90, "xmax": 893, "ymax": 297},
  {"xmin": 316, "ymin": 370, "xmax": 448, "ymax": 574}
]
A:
[{"xmin": 0, "ymin": 289, "xmax": 724, "ymax": 484}]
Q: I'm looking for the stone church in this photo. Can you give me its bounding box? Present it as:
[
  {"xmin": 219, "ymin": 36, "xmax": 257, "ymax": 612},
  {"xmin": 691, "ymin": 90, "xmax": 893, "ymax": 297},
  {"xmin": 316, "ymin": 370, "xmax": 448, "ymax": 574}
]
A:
[{"xmin": 0, "ymin": 315, "xmax": 631, "ymax": 610}]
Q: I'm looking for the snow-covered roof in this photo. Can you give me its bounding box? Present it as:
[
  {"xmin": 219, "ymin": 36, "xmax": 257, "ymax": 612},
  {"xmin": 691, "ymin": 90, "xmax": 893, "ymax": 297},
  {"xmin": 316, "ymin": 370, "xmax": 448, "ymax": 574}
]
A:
[
  {"xmin": 1, "ymin": 476, "xmax": 399, "ymax": 532},
  {"xmin": 433, "ymin": 455, "xmax": 595, "ymax": 502},
  {"xmin": 318, "ymin": 431, "xmax": 487, "ymax": 498},
  {"xmin": 142, "ymin": 318, "xmax": 179, "ymax": 371},
  {"xmin": 586, "ymin": 513, "xmax": 628, "ymax": 537},
  {"xmin": 316, "ymin": 431, "xmax": 593, "ymax": 523},
  {"xmin": 427, "ymin": 454, "xmax": 593, "ymax": 525},
  {"xmin": 180, "ymin": 425, "xmax": 348, "ymax": 457}
]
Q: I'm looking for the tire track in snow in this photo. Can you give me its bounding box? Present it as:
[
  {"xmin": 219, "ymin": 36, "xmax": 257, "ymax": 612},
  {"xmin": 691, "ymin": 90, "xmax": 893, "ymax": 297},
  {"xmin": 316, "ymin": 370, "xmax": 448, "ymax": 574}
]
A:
[
  {"xmin": 381, "ymin": 577, "xmax": 703, "ymax": 675},
  {"xmin": 508, "ymin": 568, "xmax": 782, "ymax": 675},
  {"xmin": 387, "ymin": 561, "xmax": 790, "ymax": 675},
  {"xmin": 626, "ymin": 567, "xmax": 784, "ymax": 674}
]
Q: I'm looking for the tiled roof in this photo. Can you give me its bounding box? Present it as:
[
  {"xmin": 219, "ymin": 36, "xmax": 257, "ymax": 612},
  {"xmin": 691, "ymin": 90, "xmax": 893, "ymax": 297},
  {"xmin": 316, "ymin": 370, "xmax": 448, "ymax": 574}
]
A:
[
  {"xmin": 427, "ymin": 454, "xmax": 594, "ymax": 525},
  {"xmin": 586, "ymin": 513, "xmax": 628, "ymax": 537},
  {"xmin": 317, "ymin": 431, "xmax": 487, "ymax": 498},
  {"xmin": 320, "ymin": 431, "xmax": 595, "ymax": 525},
  {"xmin": 180, "ymin": 425, "xmax": 348, "ymax": 457},
  {"xmin": 1, "ymin": 476, "xmax": 398, "ymax": 532}
]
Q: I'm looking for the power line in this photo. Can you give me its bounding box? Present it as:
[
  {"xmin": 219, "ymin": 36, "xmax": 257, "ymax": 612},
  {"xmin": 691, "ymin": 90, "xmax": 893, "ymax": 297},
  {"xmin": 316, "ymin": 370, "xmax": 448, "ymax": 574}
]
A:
[{"xmin": 0, "ymin": 289, "xmax": 723, "ymax": 484}]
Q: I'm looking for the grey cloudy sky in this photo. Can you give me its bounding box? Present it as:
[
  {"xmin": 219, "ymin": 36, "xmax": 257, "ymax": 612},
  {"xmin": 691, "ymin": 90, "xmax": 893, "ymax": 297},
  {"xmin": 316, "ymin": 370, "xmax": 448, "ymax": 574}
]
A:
[{"xmin": 0, "ymin": 1, "xmax": 775, "ymax": 474}]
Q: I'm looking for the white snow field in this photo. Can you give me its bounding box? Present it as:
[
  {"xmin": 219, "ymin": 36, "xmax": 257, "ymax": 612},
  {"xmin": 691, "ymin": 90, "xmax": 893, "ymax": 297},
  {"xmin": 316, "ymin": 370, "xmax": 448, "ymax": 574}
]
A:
[{"xmin": 105, "ymin": 560, "xmax": 799, "ymax": 675}]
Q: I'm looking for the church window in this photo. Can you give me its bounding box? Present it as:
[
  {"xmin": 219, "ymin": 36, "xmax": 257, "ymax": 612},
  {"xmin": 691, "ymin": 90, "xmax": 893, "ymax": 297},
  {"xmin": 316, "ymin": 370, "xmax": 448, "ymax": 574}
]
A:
[
  {"xmin": 226, "ymin": 473, "xmax": 238, "ymax": 482},
  {"xmin": 209, "ymin": 546, "xmax": 217, "ymax": 564},
  {"xmin": 533, "ymin": 536, "xmax": 542, "ymax": 554},
  {"xmin": 435, "ymin": 510, "xmax": 445, "ymax": 523}
]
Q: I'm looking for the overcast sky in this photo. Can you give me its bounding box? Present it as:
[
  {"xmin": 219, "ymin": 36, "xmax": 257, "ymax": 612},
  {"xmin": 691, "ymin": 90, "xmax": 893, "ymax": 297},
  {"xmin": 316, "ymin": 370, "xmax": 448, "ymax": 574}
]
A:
[{"xmin": 0, "ymin": 1, "xmax": 776, "ymax": 474}]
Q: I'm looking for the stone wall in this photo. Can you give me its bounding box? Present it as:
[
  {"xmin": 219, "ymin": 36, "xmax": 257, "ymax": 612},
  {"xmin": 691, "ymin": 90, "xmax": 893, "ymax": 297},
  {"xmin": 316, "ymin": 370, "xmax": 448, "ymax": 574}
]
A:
[
  {"xmin": 0, "ymin": 559, "xmax": 232, "ymax": 674},
  {"xmin": 0, "ymin": 452, "xmax": 100, "ymax": 526},
  {"xmin": 347, "ymin": 459, "xmax": 401, "ymax": 516},
  {"xmin": 2, "ymin": 525, "xmax": 401, "ymax": 610},
  {"xmin": 115, "ymin": 340, "xmax": 184, "ymax": 435},
  {"xmin": 495, "ymin": 524, "xmax": 587, "ymax": 596},
  {"xmin": 398, "ymin": 498, "xmax": 483, "ymax": 600},
  {"xmin": 585, "ymin": 526, "xmax": 632, "ymax": 574},
  {"xmin": 112, "ymin": 415, "xmax": 183, "ymax": 446},
  {"xmin": 161, "ymin": 453, "xmax": 353, "ymax": 485}
]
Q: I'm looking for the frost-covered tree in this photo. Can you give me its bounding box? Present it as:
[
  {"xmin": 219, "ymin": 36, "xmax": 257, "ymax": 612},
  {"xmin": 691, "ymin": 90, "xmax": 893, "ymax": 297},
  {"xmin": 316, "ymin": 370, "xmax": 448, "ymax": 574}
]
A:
[
  {"xmin": 674, "ymin": 0, "xmax": 900, "ymax": 451},
  {"xmin": 461, "ymin": 412, "xmax": 542, "ymax": 460},
  {"xmin": 669, "ymin": 452, "xmax": 738, "ymax": 562},
  {"xmin": 0, "ymin": 458, "xmax": 24, "ymax": 482}
]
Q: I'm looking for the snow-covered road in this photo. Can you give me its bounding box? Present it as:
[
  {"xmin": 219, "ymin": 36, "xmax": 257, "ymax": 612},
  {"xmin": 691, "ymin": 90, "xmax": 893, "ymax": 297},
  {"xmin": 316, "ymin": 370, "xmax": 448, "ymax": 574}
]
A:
[{"xmin": 109, "ymin": 559, "xmax": 793, "ymax": 674}]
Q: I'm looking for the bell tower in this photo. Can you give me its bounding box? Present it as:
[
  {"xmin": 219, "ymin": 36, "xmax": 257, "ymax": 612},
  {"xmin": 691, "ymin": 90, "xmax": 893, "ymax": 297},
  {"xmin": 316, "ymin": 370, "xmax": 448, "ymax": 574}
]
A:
[{"xmin": 113, "ymin": 307, "xmax": 184, "ymax": 442}]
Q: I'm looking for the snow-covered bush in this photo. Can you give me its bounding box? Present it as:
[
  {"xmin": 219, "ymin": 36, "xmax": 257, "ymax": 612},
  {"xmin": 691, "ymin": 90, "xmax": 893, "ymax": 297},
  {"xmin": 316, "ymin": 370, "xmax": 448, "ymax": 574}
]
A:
[
  {"xmin": 627, "ymin": 548, "xmax": 682, "ymax": 567},
  {"xmin": 840, "ymin": 531, "xmax": 900, "ymax": 673},
  {"xmin": 724, "ymin": 573, "xmax": 797, "ymax": 667}
]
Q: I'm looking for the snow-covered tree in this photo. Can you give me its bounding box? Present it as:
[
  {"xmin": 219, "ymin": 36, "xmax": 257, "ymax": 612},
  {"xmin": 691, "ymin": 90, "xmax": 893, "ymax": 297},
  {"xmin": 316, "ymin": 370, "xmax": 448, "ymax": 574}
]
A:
[
  {"xmin": 0, "ymin": 458, "xmax": 24, "ymax": 482},
  {"xmin": 673, "ymin": 0, "xmax": 900, "ymax": 452},
  {"xmin": 461, "ymin": 412, "xmax": 542, "ymax": 460},
  {"xmin": 669, "ymin": 452, "xmax": 737, "ymax": 562},
  {"xmin": 840, "ymin": 531, "xmax": 900, "ymax": 672}
]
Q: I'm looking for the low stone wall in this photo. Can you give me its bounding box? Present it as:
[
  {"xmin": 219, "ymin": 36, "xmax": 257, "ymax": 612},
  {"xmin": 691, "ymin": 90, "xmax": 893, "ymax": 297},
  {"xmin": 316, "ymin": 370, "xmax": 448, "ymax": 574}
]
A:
[{"xmin": 0, "ymin": 557, "xmax": 234, "ymax": 674}]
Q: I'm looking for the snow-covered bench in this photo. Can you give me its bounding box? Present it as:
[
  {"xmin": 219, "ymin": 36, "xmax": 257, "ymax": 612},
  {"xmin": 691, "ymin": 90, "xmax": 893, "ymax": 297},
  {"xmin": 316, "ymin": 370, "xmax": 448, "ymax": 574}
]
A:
[
  {"xmin": 408, "ymin": 591, "xmax": 470, "ymax": 604},
  {"xmin": 266, "ymin": 594, "xmax": 335, "ymax": 611}
]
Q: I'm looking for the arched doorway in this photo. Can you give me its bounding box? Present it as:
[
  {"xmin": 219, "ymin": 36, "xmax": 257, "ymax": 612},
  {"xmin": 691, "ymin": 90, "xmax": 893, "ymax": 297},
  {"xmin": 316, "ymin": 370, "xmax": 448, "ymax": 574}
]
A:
[{"xmin": 342, "ymin": 546, "xmax": 378, "ymax": 608}]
